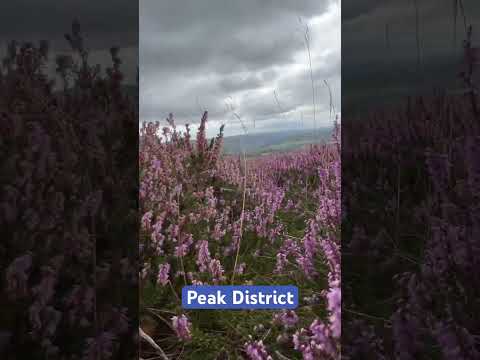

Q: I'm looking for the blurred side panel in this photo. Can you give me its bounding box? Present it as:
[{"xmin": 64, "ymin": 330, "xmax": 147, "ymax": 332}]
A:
[
  {"xmin": 0, "ymin": 1, "xmax": 138, "ymax": 359},
  {"xmin": 342, "ymin": 0, "xmax": 480, "ymax": 358}
]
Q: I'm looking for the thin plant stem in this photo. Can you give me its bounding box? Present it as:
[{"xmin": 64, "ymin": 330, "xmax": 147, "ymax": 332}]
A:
[
  {"xmin": 231, "ymin": 149, "xmax": 247, "ymax": 284},
  {"xmin": 305, "ymin": 25, "xmax": 316, "ymax": 137}
]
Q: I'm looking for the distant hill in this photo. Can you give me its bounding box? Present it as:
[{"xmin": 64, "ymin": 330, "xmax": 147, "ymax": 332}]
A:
[{"xmin": 221, "ymin": 128, "xmax": 332, "ymax": 155}]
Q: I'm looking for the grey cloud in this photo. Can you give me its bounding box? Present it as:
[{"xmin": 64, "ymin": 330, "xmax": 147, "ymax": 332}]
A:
[
  {"xmin": 342, "ymin": 0, "xmax": 379, "ymax": 22},
  {"xmin": 0, "ymin": 1, "xmax": 138, "ymax": 50},
  {"xmin": 218, "ymin": 73, "xmax": 264, "ymax": 93},
  {"xmin": 0, "ymin": 2, "xmax": 138, "ymax": 86},
  {"xmin": 140, "ymin": 0, "xmax": 340, "ymax": 135},
  {"xmin": 141, "ymin": 0, "xmax": 328, "ymax": 34},
  {"xmin": 140, "ymin": 12, "xmax": 306, "ymax": 76},
  {"xmin": 342, "ymin": 0, "xmax": 480, "ymax": 112}
]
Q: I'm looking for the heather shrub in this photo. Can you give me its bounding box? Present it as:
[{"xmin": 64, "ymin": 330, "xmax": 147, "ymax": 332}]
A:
[
  {"xmin": 0, "ymin": 23, "xmax": 138, "ymax": 359},
  {"xmin": 139, "ymin": 113, "xmax": 341, "ymax": 359},
  {"xmin": 342, "ymin": 26, "xmax": 480, "ymax": 359}
]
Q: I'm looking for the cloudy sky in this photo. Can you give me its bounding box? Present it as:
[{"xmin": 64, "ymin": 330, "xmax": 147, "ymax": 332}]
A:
[
  {"xmin": 4, "ymin": 1, "xmax": 475, "ymax": 129},
  {"xmin": 0, "ymin": 1, "xmax": 138, "ymax": 84},
  {"xmin": 140, "ymin": 0, "xmax": 340, "ymax": 137},
  {"xmin": 342, "ymin": 0, "xmax": 480, "ymax": 113}
]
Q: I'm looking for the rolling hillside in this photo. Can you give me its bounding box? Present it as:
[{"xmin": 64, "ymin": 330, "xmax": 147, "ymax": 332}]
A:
[{"xmin": 221, "ymin": 128, "xmax": 332, "ymax": 155}]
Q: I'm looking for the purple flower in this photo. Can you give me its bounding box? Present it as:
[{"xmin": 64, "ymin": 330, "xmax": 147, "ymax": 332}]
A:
[
  {"xmin": 171, "ymin": 314, "xmax": 192, "ymax": 341},
  {"xmin": 156, "ymin": 263, "xmax": 170, "ymax": 286},
  {"xmin": 244, "ymin": 340, "xmax": 272, "ymax": 360},
  {"xmin": 5, "ymin": 253, "xmax": 32, "ymax": 299},
  {"xmin": 273, "ymin": 310, "xmax": 299, "ymax": 329},
  {"xmin": 196, "ymin": 240, "xmax": 211, "ymax": 272}
]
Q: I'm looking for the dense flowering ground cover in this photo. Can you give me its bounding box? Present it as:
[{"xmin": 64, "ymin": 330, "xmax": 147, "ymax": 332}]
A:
[
  {"xmin": 342, "ymin": 26, "xmax": 480, "ymax": 359},
  {"xmin": 1, "ymin": 23, "xmax": 138, "ymax": 359},
  {"xmin": 139, "ymin": 113, "xmax": 341, "ymax": 359}
]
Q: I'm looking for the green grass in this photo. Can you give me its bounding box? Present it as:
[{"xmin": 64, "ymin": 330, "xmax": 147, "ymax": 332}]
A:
[{"xmin": 140, "ymin": 167, "xmax": 330, "ymax": 359}]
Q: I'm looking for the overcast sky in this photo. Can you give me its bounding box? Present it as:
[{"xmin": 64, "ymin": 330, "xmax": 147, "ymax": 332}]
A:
[
  {"xmin": 343, "ymin": 0, "xmax": 480, "ymax": 113},
  {"xmin": 0, "ymin": 1, "xmax": 138, "ymax": 85},
  {"xmin": 2, "ymin": 1, "xmax": 480, "ymax": 128},
  {"xmin": 140, "ymin": 0, "xmax": 340, "ymax": 137}
]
